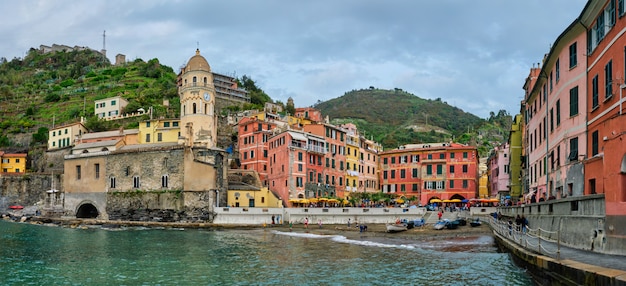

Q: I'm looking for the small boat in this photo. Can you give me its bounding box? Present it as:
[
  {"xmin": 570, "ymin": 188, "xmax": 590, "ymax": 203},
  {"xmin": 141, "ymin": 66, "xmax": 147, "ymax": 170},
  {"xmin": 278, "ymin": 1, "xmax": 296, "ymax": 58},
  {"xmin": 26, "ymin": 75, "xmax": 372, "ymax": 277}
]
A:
[
  {"xmin": 9, "ymin": 205, "xmax": 24, "ymax": 210},
  {"xmin": 470, "ymin": 218, "xmax": 482, "ymax": 227},
  {"xmin": 446, "ymin": 220, "xmax": 460, "ymax": 229},
  {"xmin": 456, "ymin": 218, "xmax": 467, "ymax": 226},
  {"xmin": 433, "ymin": 219, "xmax": 448, "ymax": 230},
  {"xmin": 386, "ymin": 223, "xmax": 408, "ymax": 233}
]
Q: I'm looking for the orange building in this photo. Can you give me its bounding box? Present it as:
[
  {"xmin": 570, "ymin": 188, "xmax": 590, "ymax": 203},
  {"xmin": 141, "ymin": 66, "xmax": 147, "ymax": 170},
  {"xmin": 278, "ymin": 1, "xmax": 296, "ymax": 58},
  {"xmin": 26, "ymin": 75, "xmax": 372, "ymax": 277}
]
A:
[
  {"xmin": 237, "ymin": 115, "xmax": 278, "ymax": 186},
  {"xmin": 303, "ymin": 123, "xmax": 347, "ymax": 198},
  {"xmin": 267, "ymin": 130, "xmax": 309, "ymax": 205},
  {"xmin": 581, "ymin": 0, "xmax": 626, "ymax": 236},
  {"xmin": 379, "ymin": 143, "xmax": 478, "ymax": 206}
]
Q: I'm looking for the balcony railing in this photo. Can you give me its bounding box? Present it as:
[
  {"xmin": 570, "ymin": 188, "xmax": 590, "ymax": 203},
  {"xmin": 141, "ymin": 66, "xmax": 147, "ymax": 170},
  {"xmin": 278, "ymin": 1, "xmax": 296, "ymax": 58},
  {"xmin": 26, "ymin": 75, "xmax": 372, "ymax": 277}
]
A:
[{"xmin": 307, "ymin": 145, "xmax": 327, "ymax": 154}]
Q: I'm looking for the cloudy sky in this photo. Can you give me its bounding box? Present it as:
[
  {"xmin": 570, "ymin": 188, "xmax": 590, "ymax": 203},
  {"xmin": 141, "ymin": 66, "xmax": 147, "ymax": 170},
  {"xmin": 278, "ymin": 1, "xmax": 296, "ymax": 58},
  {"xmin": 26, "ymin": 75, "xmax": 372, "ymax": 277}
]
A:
[{"xmin": 1, "ymin": 0, "xmax": 588, "ymax": 118}]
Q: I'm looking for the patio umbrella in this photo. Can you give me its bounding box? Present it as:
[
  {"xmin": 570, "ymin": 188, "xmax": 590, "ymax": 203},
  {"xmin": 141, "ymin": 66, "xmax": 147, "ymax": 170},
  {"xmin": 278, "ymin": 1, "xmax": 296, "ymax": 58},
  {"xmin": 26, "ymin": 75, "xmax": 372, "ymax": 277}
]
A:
[
  {"xmin": 450, "ymin": 199, "xmax": 462, "ymax": 203},
  {"xmin": 396, "ymin": 199, "xmax": 405, "ymax": 204},
  {"xmin": 442, "ymin": 199, "xmax": 452, "ymax": 203},
  {"xmin": 430, "ymin": 199, "xmax": 442, "ymax": 203}
]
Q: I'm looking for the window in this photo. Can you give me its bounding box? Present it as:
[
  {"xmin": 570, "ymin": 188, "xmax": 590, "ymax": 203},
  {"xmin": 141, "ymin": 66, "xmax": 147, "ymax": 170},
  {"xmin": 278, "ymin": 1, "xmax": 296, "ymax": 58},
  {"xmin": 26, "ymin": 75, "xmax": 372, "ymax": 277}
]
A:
[
  {"xmin": 157, "ymin": 133, "xmax": 162, "ymax": 142},
  {"xmin": 426, "ymin": 165, "xmax": 432, "ymax": 175},
  {"xmin": 569, "ymin": 42, "xmax": 577, "ymax": 68},
  {"xmin": 450, "ymin": 165, "xmax": 455, "ymax": 173},
  {"xmin": 383, "ymin": 171, "xmax": 388, "ymax": 180},
  {"xmin": 463, "ymin": 152, "xmax": 468, "ymax": 159},
  {"xmin": 111, "ymin": 100, "xmax": 116, "ymax": 106},
  {"xmin": 15, "ymin": 159, "xmax": 19, "ymax": 163},
  {"xmin": 76, "ymin": 165, "xmax": 81, "ymax": 180},
  {"xmin": 173, "ymin": 122, "xmax": 179, "ymax": 127},
  {"xmin": 146, "ymin": 122, "xmax": 151, "ymax": 127},
  {"xmin": 439, "ymin": 153, "xmax": 445, "ymax": 159},
  {"xmin": 592, "ymin": 75, "xmax": 599, "ymax": 109},
  {"xmin": 555, "ymin": 58, "xmax": 560, "ymax": 82},
  {"xmin": 391, "ymin": 170, "xmax": 396, "ymax": 179},
  {"xmin": 605, "ymin": 60, "xmax": 613, "ymax": 99},
  {"xmin": 133, "ymin": 176, "xmax": 140, "ymax": 188},
  {"xmin": 436, "ymin": 181, "xmax": 445, "ymax": 190},
  {"xmin": 427, "ymin": 154, "xmax": 432, "ymax": 160},
  {"xmin": 110, "ymin": 177, "xmax": 116, "ymax": 188},
  {"xmin": 162, "ymin": 175, "xmax": 169, "ymax": 187},
  {"xmin": 620, "ymin": 0, "xmax": 625, "ymax": 16},
  {"xmin": 412, "ymin": 155, "xmax": 419, "ymax": 162},
  {"xmin": 95, "ymin": 163, "xmax": 100, "ymax": 179},
  {"xmin": 462, "ymin": 165, "xmax": 468, "ymax": 173},
  {"xmin": 589, "ymin": 178, "xmax": 596, "ymax": 194},
  {"xmin": 146, "ymin": 134, "xmax": 151, "ymax": 143},
  {"xmin": 462, "ymin": 180, "xmax": 468, "ymax": 188},
  {"xmin": 569, "ymin": 86, "xmax": 579, "ymax": 116},
  {"xmin": 412, "ymin": 168, "xmax": 418, "ymax": 177},
  {"xmin": 556, "ymin": 100, "xmax": 560, "ymax": 126},
  {"xmin": 164, "ymin": 122, "xmax": 170, "ymax": 127},
  {"xmin": 436, "ymin": 165, "xmax": 442, "ymax": 175},
  {"xmin": 400, "ymin": 169, "xmax": 406, "ymax": 178},
  {"xmin": 592, "ymin": 130, "xmax": 599, "ymax": 156}
]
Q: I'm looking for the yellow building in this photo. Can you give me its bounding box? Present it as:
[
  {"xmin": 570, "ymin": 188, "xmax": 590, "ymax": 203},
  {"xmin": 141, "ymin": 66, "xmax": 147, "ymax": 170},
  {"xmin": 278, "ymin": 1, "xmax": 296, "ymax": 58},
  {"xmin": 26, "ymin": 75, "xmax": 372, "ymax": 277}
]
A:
[
  {"xmin": 0, "ymin": 152, "xmax": 27, "ymax": 173},
  {"xmin": 138, "ymin": 118, "xmax": 181, "ymax": 144},
  {"xmin": 478, "ymin": 173, "xmax": 489, "ymax": 198},
  {"xmin": 227, "ymin": 169, "xmax": 282, "ymax": 208},
  {"xmin": 342, "ymin": 124, "xmax": 360, "ymax": 195}
]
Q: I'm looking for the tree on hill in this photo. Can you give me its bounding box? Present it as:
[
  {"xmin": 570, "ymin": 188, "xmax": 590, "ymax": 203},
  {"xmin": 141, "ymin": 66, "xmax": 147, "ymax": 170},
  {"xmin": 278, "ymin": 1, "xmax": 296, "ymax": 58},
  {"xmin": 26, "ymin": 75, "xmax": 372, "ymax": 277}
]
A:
[{"xmin": 241, "ymin": 75, "xmax": 271, "ymax": 108}]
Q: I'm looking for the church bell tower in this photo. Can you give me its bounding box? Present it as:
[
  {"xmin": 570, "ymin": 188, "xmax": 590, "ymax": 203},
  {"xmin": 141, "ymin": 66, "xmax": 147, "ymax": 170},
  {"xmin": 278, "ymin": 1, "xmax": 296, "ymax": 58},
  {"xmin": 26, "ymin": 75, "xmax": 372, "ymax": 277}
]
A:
[{"xmin": 178, "ymin": 49, "xmax": 217, "ymax": 148}]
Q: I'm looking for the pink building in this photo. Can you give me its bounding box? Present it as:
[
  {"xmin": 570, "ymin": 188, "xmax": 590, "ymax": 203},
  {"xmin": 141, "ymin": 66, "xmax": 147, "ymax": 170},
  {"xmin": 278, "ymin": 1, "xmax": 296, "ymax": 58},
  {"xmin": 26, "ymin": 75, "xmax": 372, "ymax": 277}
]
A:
[
  {"xmin": 522, "ymin": 17, "xmax": 587, "ymax": 201},
  {"xmin": 487, "ymin": 143, "xmax": 510, "ymax": 198},
  {"xmin": 267, "ymin": 130, "xmax": 309, "ymax": 205}
]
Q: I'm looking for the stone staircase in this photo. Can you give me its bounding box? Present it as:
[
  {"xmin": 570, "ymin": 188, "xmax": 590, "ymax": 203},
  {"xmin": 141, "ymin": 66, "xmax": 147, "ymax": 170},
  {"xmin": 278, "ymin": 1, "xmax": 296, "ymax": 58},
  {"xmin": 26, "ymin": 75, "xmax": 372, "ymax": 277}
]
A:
[{"xmin": 423, "ymin": 210, "xmax": 463, "ymax": 225}]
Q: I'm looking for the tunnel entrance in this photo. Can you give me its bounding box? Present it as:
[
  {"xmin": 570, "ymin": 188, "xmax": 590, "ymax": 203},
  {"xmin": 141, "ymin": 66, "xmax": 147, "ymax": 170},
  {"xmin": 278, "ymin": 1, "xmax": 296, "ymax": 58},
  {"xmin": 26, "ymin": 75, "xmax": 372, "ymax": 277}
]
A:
[{"xmin": 76, "ymin": 203, "xmax": 99, "ymax": 218}]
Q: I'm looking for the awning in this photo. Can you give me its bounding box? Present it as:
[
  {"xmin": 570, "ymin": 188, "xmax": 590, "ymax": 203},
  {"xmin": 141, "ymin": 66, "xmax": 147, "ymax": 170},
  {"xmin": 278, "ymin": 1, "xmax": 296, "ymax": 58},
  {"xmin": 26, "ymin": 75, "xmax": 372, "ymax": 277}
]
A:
[{"xmin": 288, "ymin": 131, "xmax": 307, "ymax": 142}]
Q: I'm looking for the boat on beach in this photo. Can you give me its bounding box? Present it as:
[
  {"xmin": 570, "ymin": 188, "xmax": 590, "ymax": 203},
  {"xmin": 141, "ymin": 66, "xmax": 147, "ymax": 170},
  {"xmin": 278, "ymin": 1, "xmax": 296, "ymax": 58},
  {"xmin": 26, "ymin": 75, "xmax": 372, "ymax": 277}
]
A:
[
  {"xmin": 446, "ymin": 220, "xmax": 460, "ymax": 229},
  {"xmin": 386, "ymin": 223, "xmax": 408, "ymax": 233},
  {"xmin": 470, "ymin": 218, "xmax": 482, "ymax": 227},
  {"xmin": 433, "ymin": 219, "xmax": 448, "ymax": 230}
]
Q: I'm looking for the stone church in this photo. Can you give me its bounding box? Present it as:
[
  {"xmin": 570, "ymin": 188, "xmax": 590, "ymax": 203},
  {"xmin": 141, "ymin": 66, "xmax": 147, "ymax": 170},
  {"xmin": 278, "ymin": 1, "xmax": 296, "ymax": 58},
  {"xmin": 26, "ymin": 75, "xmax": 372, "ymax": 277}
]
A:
[{"xmin": 61, "ymin": 50, "xmax": 228, "ymax": 222}]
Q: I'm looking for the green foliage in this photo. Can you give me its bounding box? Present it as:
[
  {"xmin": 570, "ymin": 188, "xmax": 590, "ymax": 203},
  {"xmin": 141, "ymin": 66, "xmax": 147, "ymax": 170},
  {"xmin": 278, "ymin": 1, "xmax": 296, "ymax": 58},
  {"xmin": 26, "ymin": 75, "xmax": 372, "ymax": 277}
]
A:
[
  {"xmin": 44, "ymin": 93, "xmax": 61, "ymax": 102},
  {"xmin": 241, "ymin": 75, "xmax": 271, "ymax": 108},
  {"xmin": 59, "ymin": 79, "xmax": 75, "ymax": 87},
  {"xmin": 0, "ymin": 134, "xmax": 11, "ymax": 146},
  {"xmin": 31, "ymin": 127, "xmax": 49, "ymax": 145}
]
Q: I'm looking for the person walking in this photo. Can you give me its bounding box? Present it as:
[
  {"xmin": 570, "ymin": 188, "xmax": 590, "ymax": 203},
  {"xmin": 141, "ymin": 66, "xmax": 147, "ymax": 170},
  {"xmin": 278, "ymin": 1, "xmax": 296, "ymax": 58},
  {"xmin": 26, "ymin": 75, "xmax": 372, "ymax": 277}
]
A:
[
  {"xmin": 348, "ymin": 218, "xmax": 351, "ymax": 227},
  {"xmin": 437, "ymin": 211, "xmax": 443, "ymax": 221},
  {"xmin": 304, "ymin": 217, "xmax": 309, "ymax": 229}
]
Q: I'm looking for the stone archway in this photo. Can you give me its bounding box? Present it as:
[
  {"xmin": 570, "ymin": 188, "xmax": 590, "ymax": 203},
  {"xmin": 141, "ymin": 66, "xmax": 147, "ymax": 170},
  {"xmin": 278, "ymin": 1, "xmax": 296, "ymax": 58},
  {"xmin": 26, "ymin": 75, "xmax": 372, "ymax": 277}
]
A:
[{"xmin": 76, "ymin": 203, "xmax": 99, "ymax": 218}]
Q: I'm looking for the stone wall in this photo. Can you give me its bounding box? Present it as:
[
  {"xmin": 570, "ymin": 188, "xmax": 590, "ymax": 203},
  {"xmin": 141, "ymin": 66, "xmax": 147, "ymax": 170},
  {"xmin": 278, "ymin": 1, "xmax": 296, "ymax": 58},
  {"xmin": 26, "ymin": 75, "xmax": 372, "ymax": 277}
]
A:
[
  {"xmin": 0, "ymin": 173, "xmax": 62, "ymax": 210},
  {"xmin": 105, "ymin": 190, "xmax": 215, "ymax": 222}
]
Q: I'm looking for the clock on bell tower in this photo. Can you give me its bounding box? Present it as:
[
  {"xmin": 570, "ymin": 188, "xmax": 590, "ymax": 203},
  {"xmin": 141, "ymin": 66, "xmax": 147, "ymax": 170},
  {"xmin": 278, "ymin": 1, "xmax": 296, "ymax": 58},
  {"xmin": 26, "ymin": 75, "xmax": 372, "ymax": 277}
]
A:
[{"xmin": 178, "ymin": 49, "xmax": 217, "ymax": 147}]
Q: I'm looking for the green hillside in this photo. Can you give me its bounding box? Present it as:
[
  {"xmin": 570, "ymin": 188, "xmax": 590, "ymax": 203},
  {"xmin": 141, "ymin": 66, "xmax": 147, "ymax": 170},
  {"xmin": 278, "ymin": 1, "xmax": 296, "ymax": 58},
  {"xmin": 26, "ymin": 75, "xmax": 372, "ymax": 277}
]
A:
[{"xmin": 314, "ymin": 88, "xmax": 512, "ymax": 156}]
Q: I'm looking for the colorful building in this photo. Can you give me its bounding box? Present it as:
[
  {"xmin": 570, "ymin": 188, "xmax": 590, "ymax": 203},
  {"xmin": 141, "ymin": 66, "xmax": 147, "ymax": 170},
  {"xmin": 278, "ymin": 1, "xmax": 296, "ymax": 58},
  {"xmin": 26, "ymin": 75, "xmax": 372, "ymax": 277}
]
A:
[
  {"xmin": 138, "ymin": 118, "xmax": 181, "ymax": 144},
  {"xmin": 379, "ymin": 142, "xmax": 478, "ymax": 206},
  {"xmin": 303, "ymin": 123, "xmax": 347, "ymax": 198},
  {"xmin": 227, "ymin": 170, "xmax": 282, "ymax": 208},
  {"xmin": 580, "ymin": 0, "xmax": 626, "ymax": 242},
  {"xmin": 488, "ymin": 143, "xmax": 510, "ymax": 199},
  {"xmin": 0, "ymin": 152, "xmax": 27, "ymax": 173},
  {"xmin": 359, "ymin": 136, "xmax": 382, "ymax": 193},
  {"xmin": 267, "ymin": 130, "xmax": 309, "ymax": 204},
  {"xmin": 340, "ymin": 123, "xmax": 360, "ymax": 195},
  {"xmin": 237, "ymin": 115, "xmax": 278, "ymax": 186}
]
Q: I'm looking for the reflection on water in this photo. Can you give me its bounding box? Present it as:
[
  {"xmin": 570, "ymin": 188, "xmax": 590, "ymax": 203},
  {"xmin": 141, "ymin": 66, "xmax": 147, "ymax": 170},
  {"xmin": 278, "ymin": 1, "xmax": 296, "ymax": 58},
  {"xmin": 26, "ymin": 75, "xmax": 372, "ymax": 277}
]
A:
[{"xmin": 0, "ymin": 221, "xmax": 532, "ymax": 285}]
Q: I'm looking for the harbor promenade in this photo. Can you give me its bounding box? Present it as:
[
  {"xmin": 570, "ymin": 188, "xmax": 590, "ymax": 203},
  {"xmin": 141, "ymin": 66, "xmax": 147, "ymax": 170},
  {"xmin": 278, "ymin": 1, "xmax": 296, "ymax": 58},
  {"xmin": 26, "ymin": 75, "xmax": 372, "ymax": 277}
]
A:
[{"xmin": 490, "ymin": 218, "xmax": 626, "ymax": 285}]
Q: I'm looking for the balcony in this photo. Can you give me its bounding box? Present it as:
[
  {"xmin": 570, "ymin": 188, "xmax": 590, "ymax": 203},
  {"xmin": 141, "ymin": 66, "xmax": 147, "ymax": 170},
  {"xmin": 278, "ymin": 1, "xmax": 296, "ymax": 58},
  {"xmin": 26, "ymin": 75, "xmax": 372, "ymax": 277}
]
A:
[{"xmin": 307, "ymin": 145, "xmax": 327, "ymax": 154}]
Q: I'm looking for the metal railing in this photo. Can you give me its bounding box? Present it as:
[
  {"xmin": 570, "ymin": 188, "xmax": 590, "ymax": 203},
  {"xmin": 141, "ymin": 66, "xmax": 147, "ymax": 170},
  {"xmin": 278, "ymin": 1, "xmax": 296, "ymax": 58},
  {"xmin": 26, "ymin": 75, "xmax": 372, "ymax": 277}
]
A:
[{"xmin": 490, "ymin": 217, "xmax": 560, "ymax": 260}]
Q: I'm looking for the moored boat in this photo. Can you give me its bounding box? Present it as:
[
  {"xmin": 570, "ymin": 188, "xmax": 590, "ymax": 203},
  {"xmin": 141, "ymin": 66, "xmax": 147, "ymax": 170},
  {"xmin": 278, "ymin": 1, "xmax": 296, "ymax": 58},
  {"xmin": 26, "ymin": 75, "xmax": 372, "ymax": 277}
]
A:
[
  {"xmin": 433, "ymin": 219, "xmax": 448, "ymax": 230},
  {"xmin": 446, "ymin": 220, "xmax": 460, "ymax": 229},
  {"xmin": 470, "ymin": 218, "xmax": 482, "ymax": 227},
  {"xmin": 386, "ymin": 223, "xmax": 408, "ymax": 233}
]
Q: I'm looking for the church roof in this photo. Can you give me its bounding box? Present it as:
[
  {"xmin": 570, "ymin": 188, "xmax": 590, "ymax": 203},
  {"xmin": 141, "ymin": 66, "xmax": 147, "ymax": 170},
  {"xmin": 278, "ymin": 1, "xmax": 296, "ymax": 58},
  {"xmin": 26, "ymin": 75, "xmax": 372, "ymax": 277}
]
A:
[{"xmin": 185, "ymin": 49, "xmax": 211, "ymax": 72}]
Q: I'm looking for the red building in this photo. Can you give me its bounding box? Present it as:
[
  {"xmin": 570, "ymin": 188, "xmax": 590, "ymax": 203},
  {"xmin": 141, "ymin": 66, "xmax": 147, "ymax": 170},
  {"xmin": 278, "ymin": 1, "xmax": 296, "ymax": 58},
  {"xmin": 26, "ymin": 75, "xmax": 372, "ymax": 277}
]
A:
[
  {"xmin": 581, "ymin": 0, "xmax": 626, "ymax": 237},
  {"xmin": 304, "ymin": 123, "xmax": 347, "ymax": 198},
  {"xmin": 237, "ymin": 114, "xmax": 279, "ymax": 186},
  {"xmin": 379, "ymin": 142, "xmax": 478, "ymax": 206}
]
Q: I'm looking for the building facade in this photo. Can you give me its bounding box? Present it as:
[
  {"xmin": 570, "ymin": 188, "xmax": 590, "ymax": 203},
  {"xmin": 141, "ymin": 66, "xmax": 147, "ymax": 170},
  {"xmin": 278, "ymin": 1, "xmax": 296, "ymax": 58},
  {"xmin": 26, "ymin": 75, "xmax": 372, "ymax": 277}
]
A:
[
  {"xmin": 48, "ymin": 120, "xmax": 89, "ymax": 150},
  {"xmin": 379, "ymin": 142, "xmax": 478, "ymax": 206},
  {"xmin": 94, "ymin": 95, "xmax": 128, "ymax": 119},
  {"xmin": 0, "ymin": 152, "xmax": 27, "ymax": 173},
  {"xmin": 488, "ymin": 143, "xmax": 510, "ymax": 198},
  {"xmin": 138, "ymin": 118, "xmax": 180, "ymax": 144}
]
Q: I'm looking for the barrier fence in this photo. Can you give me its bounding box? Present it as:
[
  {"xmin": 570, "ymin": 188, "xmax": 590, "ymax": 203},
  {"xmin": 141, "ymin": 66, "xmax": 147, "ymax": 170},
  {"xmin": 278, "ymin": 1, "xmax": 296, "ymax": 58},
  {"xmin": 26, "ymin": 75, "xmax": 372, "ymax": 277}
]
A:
[{"xmin": 489, "ymin": 217, "xmax": 561, "ymax": 260}]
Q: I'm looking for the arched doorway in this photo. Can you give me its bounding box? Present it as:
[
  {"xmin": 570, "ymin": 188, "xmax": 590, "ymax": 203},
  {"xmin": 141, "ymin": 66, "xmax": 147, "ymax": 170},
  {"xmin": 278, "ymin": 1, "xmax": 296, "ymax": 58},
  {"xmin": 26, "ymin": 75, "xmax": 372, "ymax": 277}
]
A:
[{"xmin": 76, "ymin": 203, "xmax": 99, "ymax": 218}]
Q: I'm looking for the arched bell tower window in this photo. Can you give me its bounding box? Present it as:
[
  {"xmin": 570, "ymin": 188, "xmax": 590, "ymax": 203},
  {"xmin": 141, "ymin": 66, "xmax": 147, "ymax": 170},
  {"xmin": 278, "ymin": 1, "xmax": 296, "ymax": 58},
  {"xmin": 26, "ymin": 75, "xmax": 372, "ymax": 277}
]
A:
[
  {"xmin": 193, "ymin": 103, "xmax": 197, "ymax": 114},
  {"xmin": 193, "ymin": 76, "xmax": 197, "ymax": 86},
  {"xmin": 205, "ymin": 104, "xmax": 208, "ymax": 115},
  {"xmin": 204, "ymin": 77, "xmax": 207, "ymax": 84}
]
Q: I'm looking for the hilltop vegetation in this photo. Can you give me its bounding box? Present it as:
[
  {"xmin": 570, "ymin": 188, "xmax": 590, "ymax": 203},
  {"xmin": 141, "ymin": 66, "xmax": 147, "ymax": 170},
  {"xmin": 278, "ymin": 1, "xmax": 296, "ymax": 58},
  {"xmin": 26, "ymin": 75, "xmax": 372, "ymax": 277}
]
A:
[{"xmin": 314, "ymin": 88, "xmax": 512, "ymax": 156}]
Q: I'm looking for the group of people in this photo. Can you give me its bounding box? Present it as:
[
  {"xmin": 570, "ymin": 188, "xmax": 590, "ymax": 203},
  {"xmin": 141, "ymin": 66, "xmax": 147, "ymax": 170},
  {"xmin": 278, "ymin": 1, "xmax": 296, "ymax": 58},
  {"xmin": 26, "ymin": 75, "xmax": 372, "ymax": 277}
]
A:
[{"xmin": 506, "ymin": 214, "xmax": 529, "ymax": 234}]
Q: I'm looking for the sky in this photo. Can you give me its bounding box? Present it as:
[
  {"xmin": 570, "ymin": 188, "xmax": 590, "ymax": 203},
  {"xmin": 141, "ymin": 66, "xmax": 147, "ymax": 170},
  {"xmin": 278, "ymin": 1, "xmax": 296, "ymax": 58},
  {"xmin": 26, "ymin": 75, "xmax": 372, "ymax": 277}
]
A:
[{"xmin": 0, "ymin": 0, "xmax": 588, "ymax": 119}]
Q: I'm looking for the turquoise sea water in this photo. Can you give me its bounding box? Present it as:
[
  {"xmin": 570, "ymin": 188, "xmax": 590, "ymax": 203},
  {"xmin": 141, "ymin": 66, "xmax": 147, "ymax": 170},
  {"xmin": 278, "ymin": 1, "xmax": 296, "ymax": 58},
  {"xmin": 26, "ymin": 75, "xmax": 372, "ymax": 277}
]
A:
[{"xmin": 0, "ymin": 220, "xmax": 532, "ymax": 285}]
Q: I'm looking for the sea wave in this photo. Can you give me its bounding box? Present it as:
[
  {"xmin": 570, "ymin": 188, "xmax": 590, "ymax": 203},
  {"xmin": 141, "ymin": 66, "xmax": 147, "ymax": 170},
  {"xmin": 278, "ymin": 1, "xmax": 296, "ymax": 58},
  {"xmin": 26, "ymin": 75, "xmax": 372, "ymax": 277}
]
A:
[{"xmin": 272, "ymin": 230, "xmax": 415, "ymax": 250}]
